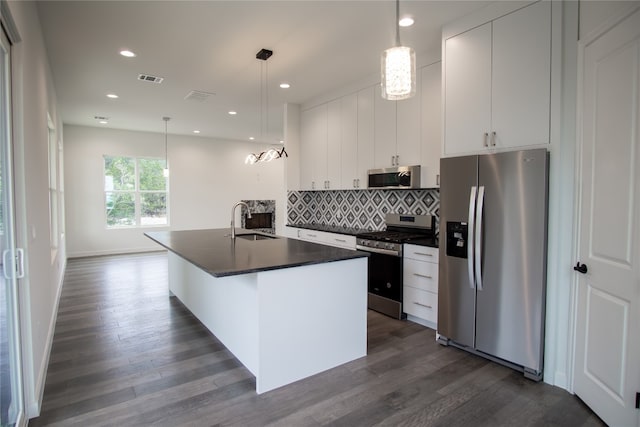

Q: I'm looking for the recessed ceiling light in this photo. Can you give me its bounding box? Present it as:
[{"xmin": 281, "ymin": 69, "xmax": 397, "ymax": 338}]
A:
[
  {"xmin": 249, "ymin": 137, "xmax": 255, "ymax": 140},
  {"xmin": 106, "ymin": 93, "xmax": 119, "ymax": 99},
  {"xmin": 99, "ymin": 120, "xmax": 108, "ymax": 125},
  {"xmin": 399, "ymin": 17, "xmax": 414, "ymax": 27},
  {"xmin": 279, "ymin": 83, "xmax": 291, "ymax": 89},
  {"xmin": 228, "ymin": 111, "xmax": 237, "ymax": 115},
  {"xmin": 193, "ymin": 130, "xmax": 200, "ymax": 134},
  {"xmin": 279, "ymin": 140, "xmax": 284, "ymax": 144},
  {"xmin": 120, "ymin": 50, "xmax": 136, "ymax": 58}
]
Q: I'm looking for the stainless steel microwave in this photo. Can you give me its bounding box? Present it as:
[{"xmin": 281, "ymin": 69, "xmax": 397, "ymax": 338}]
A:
[{"xmin": 367, "ymin": 165, "xmax": 421, "ymax": 189}]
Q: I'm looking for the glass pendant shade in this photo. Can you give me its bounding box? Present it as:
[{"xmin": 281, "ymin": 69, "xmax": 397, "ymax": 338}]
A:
[{"xmin": 381, "ymin": 45, "xmax": 416, "ymax": 100}]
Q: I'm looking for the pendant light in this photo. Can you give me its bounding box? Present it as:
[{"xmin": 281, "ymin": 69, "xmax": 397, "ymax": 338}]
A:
[
  {"xmin": 381, "ymin": 0, "xmax": 416, "ymax": 100},
  {"xmin": 244, "ymin": 49, "xmax": 289, "ymax": 165},
  {"xmin": 162, "ymin": 116, "xmax": 170, "ymax": 177}
]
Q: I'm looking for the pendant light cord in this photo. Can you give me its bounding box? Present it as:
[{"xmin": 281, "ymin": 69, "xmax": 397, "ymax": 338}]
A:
[{"xmin": 395, "ymin": 0, "xmax": 400, "ymax": 47}]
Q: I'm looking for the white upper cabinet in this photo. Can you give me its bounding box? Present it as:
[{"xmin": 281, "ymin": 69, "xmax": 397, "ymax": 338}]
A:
[
  {"xmin": 300, "ymin": 103, "xmax": 328, "ymax": 190},
  {"xmin": 443, "ymin": 1, "xmax": 551, "ymax": 157},
  {"xmin": 444, "ymin": 23, "xmax": 492, "ymax": 156},
  {"xmin": 340, "ymin": 93, "xmax": 359, "ymax": 189},
  {"xmin": 396, "ymin": 79, "xmax": 422, "ymax": 167},
  {"xmin": 374, "ymin": 81, "xmax": 422, "ymax": 169},
  {"xmin": 374, "ymin": 85, "xmax": 398, "ymax": 168},
  {"xmin": 326, "ymin": 99, "xmax": 342, "ymax": 190},
  {"xmin": 492, "ymin": 1, "xmax": 551, "ymax": 150},
  {"xmin": 421, "ymin": 63, "xmax": 442, "ymax": 188},
  {"xmin": 356, "ymin": 87, "xmax": 375, "ymax": 188}
]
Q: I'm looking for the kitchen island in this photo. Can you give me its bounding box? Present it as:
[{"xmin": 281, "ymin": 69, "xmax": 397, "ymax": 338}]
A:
[{"xmin": 145, "ymin": 229, "xmax": 368, "ymax": 394}]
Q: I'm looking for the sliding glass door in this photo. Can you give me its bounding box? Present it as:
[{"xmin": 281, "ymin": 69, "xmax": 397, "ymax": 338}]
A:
[{"xmin": 0, "ymin": 24, "xmax": 25, "ymax": 427}]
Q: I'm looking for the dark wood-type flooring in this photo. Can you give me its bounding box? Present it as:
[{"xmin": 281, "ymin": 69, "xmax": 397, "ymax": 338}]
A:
[{"xmin": 30, "ymin": 252, "xmax": 605, "ymax": 426}]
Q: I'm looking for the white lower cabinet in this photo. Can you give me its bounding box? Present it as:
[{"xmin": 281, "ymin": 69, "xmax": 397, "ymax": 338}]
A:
[
  {"xmin": 293, "ymin": 228, "xmax": 356, "ymax": 250},
  {"xmin": 403, "ymin": 244, "xmax": 438, "ymax": 328}
]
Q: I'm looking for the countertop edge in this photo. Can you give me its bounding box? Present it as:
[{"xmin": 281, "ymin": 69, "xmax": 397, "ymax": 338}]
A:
[{"xmin": 145, "ymin": 230, "xmax": 369, "ymax": 278}]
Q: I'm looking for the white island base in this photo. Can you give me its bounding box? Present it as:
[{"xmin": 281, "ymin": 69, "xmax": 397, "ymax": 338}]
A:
[{"xmin": 168, "ymin": 252, "xmax": 368, "ymax": 394}]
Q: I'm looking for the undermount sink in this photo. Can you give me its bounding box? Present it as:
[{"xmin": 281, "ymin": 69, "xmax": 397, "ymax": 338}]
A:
[{"xmin": 236, "ymin": 233, "xmax": 276, "ymax": 241}]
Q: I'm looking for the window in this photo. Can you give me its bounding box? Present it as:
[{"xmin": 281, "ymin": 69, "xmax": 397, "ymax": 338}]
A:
[{"xmin": 104, "ymin": 156, "xmax": 168, "ymax": 228}]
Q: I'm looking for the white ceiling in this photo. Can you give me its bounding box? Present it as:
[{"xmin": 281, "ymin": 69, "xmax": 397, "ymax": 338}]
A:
[{"xmin": 36, "ymin": 1, "xmax": 496, "ymax": 145}]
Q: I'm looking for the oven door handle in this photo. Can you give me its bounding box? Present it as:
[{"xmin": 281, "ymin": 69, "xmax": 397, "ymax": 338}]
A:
[{"xmin": 356, "ymin": 245, "xmax": 401, "ymax": 257}]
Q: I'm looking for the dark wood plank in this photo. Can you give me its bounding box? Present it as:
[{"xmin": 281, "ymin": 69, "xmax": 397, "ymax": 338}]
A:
[{"xmin": 30, "ymin": 252, "xmax": 605, "ymax": 427}]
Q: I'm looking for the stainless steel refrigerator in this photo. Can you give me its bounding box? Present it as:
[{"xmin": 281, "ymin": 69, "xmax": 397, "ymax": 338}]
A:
[{"xmin": 437, "ymin": 149, "xmax": 548, "ymax": 381}]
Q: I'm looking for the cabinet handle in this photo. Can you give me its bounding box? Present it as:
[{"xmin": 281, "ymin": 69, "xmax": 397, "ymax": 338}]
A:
[
  {"xmin": 335, "ymin": 238, "xmax": 346, "ymax": 243},
  {"xmin": 308, "ymin": 234, "xmax": 317, "ymax": 238},
  {"xmin": 312, "ymin": 181, "xmax": 315, "ymax": 190},
  {"xmin": 414, "ymin": 252, "xmax": 433, "ymax": 257},
  {"xmin": 436, "ymin": 174, "xmax": 440, "ymax": 186},
  {"xmin": 357, "ymin": 178, "xmax": 360, "ymax": 188},
  {"xmin": 353, "ymin": 179, "xmax": 356, "ymax": 188},
  {"xmin": 491, "ymin": 131, "xmax": 497, "ymax": 146},
  {"xmin": 483, "ymin": 132, "xmax": 489, "ymax": 147},
  {"xmin": 396, "ymin": 155, "xmax": 400, "ymax": 165},
  {"xmin": 414, "ymin": 302, "xmax": 433, "ymax": 309},
  {"xmin": 391, "ymin": 155, "xmax": 395, "ymax": 166},
  {"xmin": 413, "ymin": 273, "xmax": 433, "ymax": 279}
]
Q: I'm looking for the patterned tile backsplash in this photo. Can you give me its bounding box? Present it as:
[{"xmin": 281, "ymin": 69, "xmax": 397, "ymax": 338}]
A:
[{"xmin": 287, "ymin": 189, "xmax": 440, "ymax": 232}]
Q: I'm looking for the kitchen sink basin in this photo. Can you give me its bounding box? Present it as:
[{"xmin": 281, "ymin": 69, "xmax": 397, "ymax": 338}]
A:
[{"xmin": 236, "ymin": 233, "xmax": 276, "ymax": 241}]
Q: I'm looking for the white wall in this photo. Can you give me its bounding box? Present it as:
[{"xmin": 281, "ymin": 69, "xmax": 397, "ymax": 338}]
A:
[
  {"xmin": 6, "ymin": 0, "xmax": 66, "ymax": 417},
  {"xmin": 63, "ymin": 125, "xmax": 285, "ymax": 257}
]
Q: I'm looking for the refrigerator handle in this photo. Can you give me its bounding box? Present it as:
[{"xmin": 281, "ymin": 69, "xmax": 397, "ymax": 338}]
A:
[
  {"xmin": 467, "ymin": 186, "xmax": 477, "ymax": 289},
  {"xmin": 475, "ymin": 186, "xmax": 485, "ymax": 291}
]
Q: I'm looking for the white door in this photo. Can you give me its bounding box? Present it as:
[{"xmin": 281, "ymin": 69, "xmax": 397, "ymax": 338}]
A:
[{"xmin": 574, "ymin": 7, "xmax": 640, "ymax": 427}]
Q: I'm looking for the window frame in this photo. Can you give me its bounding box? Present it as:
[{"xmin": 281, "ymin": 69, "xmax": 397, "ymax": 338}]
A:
[{"xmin": 103, "ymin": 155, "xmax": 169, "ymax": 229}]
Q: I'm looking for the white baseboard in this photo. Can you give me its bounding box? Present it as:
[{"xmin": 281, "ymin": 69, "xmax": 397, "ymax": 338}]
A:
[
  {"xmin": 67, "ymin": 247, "xmax": 165, "ymax": 259},
  {"xmin": 28, "ymin": 257, "xmax": 66, "ymax": 417}
]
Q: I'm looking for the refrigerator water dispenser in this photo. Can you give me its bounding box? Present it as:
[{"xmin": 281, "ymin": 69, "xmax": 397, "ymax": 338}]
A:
[{"xmin": 446, "ymin": 222, "xmax": 468, "ymax": 258}]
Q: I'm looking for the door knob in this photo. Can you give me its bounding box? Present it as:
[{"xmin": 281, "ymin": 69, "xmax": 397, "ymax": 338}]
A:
[{"xmin": 573, "ymin": 262, "xmax": 588, "ymax": 274}]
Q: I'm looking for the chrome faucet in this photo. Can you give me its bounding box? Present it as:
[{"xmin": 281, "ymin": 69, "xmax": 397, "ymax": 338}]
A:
[{"xmin": 230, "ymin": 202, "xmax": 252, "ymax": 239}]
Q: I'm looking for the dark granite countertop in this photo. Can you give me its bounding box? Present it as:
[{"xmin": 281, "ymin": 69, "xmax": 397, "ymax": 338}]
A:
[
  {"xmin": 145, "ymin": 228, "xmax": 368, "ymax": 278},
  {"xmin": 287, "ymin": 223, "xmax": 369, "ymax": 236},
  {"xmin": 405, "ymin": 237, "xmax": 439, "ymax": 249},
  {"xmin": 288, "ymin": 223, "xmax": 439, "ymax": 249}
]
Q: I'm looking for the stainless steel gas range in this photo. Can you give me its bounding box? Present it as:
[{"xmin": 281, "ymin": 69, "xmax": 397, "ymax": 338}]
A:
[{"xmin": 356, "ymin": 214, "xmax": 435, "ymax": 319}]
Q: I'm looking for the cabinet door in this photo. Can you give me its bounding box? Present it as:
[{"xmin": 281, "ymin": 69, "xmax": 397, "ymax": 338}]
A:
[
  {"xmin": 444, "ymin": 22, "xmax": 492, "ymax": 157},
  {"xmin": 309, "ymin": 104, "xmax": 328, "ymax": 190},
  {"xmin": 491, "ymin": 1, "xmax": 551, "ymax": 149},
  {"xmin": 420, "ymin": 63, "xmax": 442, "ymax": 188},
  {"xmin": 357, "ymin": 86, "xmax": 375, "ymax": 188},
  {"xmin": 374, "ymin": 85, "xmax": 397, "ymax": 168},
  {"xmin": 326, "ymin": 99, "xmax": 341, "ymax": 190},
  {"xmin": 396, "ymin": 73, "xmax": 421, "ymax": 167},
  {"xmin": 300, "ymin": 109, "xmax": 315, "ymax": 190},
  {"xmin": 340, "ymin": 93, "xmax": 358, "ymax": 189}
]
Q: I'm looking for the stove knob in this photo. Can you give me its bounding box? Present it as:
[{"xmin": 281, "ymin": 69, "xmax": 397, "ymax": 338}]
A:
[{"xmin": 373, "ymin": 242, "xmax": 379, "ymax": 248}]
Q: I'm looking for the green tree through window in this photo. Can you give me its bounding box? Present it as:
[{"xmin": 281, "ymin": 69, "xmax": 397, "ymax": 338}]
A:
[{"xmin": 104, "ymin": 156, "xmax": 168, "ymax": 227}]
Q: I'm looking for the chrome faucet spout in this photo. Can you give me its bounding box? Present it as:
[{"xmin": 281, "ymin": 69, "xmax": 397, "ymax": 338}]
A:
[{"xmin": 231, "ymin": 202, "xmax": 252, "ymax": 239}]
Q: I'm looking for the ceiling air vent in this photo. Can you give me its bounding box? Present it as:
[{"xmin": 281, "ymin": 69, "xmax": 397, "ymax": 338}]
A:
[
  {"xmin": 184, "ymin": 90, "xmax": 215, "ymax": 102},
  {"xmin": 138, "ymin": 74, "xmax": 164, "ymax": 84}
]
